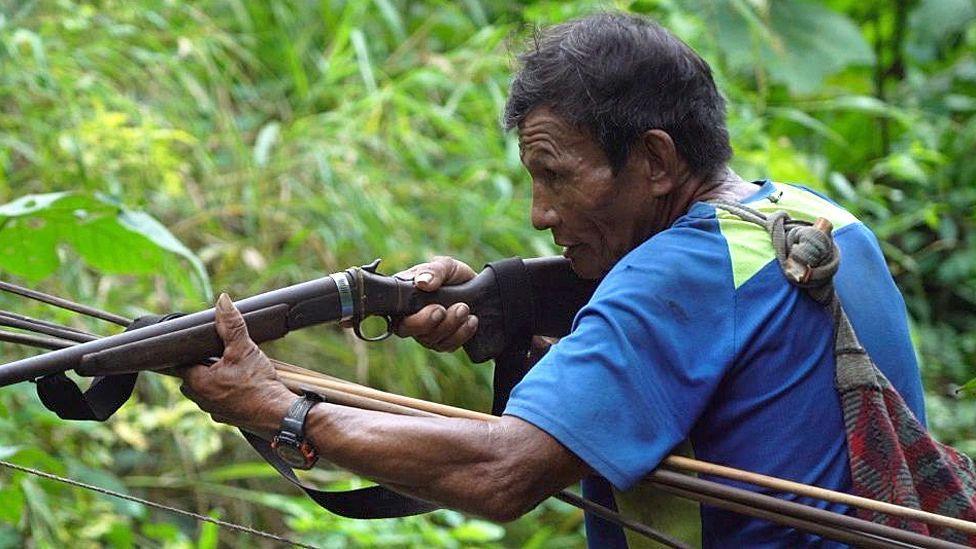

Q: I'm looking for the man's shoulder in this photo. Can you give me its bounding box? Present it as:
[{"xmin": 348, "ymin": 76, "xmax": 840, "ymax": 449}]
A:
[
  {"xmin": 709, "ymin": 181, "xmax": 864, "ymax": 290},
  {"xmin": 742, "ymin": 182, "xmax": 860, "ymax": 228},
  {"xmin": 604, "ymin": 208, "xmax": 733, "ymax": 293},
  {"xmin": 597, "ymin": 180, "xmax": 875, "ymax": 298}
]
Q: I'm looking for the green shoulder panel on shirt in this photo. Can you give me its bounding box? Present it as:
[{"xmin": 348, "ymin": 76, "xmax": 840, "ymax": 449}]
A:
[{"xmin": 716, "ymin": 183, "xmax": 859, "ymax": 289}]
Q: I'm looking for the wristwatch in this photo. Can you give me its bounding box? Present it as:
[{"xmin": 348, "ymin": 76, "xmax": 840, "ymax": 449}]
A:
[{"xmin": 271, "ymin": 391, "xmax": 324, "ymax": 469}]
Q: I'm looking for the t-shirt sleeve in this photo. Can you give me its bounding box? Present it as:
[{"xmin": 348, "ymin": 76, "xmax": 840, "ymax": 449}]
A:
[{"xmin": 503, "ymin": 226, "xmax": 736, "ymax": 489}]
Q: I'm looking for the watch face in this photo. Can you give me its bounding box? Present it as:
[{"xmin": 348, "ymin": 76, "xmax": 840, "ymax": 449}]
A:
[{"xmin": 275, "ymin": 444, "xmax": 308, "ymax": 468}]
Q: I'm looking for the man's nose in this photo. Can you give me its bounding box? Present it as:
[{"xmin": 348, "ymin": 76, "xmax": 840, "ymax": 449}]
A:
[{"xmin": 531, "ymin": 184, "xmax": 559, "ymax": 231}]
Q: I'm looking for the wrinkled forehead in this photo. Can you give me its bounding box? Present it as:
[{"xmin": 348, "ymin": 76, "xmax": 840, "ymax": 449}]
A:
[{"xmin": 517, "ymin": 105, "xmax": 591, "ymax": 156}]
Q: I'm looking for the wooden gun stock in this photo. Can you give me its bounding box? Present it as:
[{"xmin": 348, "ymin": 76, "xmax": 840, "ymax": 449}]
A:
[{"xmin": 0, "ymin": 256, "xmax": 597, "ymax": 385}]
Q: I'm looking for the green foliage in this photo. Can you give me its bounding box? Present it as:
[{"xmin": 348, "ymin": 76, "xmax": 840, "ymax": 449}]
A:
[
  {"xmin": 1, "ymin": 0, "xmax": 975, "ymax": 546},
  {"xmin": 0, "ymin": 192, "xmax": 209, "ymax": 296}
]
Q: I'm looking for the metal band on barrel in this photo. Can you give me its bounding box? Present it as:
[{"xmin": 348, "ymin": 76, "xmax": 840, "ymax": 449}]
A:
[{"xmin": 329, "ymin": 273, "xmax": 354, "ymax": 322}]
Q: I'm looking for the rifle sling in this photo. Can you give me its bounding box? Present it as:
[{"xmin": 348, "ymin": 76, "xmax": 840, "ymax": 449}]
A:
[
  {"xmin": 243, "ymin": 257, "xmax": 539, "ymax": 519},
  {"xmin": 242, "ymin": 430, "xmax": 439, "ymax": 518},
  {"xmin": 35, "ymin": 313, "xmax": 183, "ymax": 421},
  {"xmin": 28, "ymin": 258, "xmax": 580, "ymax": 521},
  {"xmin": 486, "ymin": 257, "xmax": 534, "ymax": 415}
]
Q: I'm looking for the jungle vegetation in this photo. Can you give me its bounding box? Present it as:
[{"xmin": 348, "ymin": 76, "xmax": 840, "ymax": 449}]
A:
[{"xmin": 1, "ymin": 0, "xmax": 974, "ymax": 547}]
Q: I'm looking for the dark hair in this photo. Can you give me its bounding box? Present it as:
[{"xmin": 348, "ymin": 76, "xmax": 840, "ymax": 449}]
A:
[{"xmin": 503, "ymin": 12, "xmax": 732, "ymax": 176}]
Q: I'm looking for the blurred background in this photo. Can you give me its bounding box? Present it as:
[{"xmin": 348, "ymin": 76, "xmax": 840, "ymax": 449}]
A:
[{"xmin": 0, "ymin": 0, "xmax": 974, "ymax": 547}]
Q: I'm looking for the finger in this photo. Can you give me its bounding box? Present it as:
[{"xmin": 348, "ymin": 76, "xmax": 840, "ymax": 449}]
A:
[
  {"xmin": 213, "ymin": 293, "xmax": 255, "ymax": 363},
  {"xmin": 179, "ymin": 382, "xmax": 200, "ymax": 402},
  {"xmin": 394, "ymin": 304, "xmax": 447, "ymax": 338},
  {"xmin": 439, "ymin": 257, "xmax": 477, "ymax": 285},
  {"xmin": 401, "ymin": 257, "xmax": 477, "ymax": 292},
  {"xmin": 420, "ymin": 302, "xmax": 474, "ymax": 349},
  {"xmin": 430, "ymin": 314, "xmax": 479, "ymax": 352}
]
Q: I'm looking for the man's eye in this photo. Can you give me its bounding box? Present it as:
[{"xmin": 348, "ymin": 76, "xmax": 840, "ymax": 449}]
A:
[{"xmin": 529, "ymin": 165, "xmax": 562, "ymax": 185}]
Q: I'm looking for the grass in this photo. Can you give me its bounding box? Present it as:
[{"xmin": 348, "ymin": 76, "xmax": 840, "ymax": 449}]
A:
[{"xmin": 3, "ymin": 0, "xmax": 976, "ymax": 546}]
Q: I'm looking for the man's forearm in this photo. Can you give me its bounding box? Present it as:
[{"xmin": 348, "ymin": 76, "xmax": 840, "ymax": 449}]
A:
[
  {"xmin": 298, "ymin": 403, "xmax": 588, "ymax": 521},
  {"xmin": 176, "ymin": 296, "xmax": 588, "ymax": 521}
]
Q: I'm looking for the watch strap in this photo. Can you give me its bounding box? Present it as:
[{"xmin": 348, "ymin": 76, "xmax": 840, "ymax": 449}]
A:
[
  {"xmin": 279, "ymin": 390, "xmax": 323, "ymax": 439},
  {"xmin": 273, "ymin": 390, "xmax": 324, "ymax": 469}
]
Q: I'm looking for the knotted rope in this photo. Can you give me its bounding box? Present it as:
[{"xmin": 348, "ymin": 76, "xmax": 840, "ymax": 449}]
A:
[
  {"xmin": 711, "ymin": 201, "xmax": 838, "ymax": 299},
  {"xmin": 711, "ymin": 199, "xmax": 976, "ymax": 545},
  {"xmin": 2, "ymin": 269, "xmax": 975, "ymax": 546},
  {"xmin": 710, "ymin": 200, "xmax": 864, "ymax": 357}
]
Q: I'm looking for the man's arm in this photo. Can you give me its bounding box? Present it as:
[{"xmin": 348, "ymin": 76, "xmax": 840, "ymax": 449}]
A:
[
  {"xmin": 301, "ymin": 405, "xmax": 587, "ymax": 521},
  {"xmin": 176, "ymin": 293, "xmax": 589, "ymax": 522}
]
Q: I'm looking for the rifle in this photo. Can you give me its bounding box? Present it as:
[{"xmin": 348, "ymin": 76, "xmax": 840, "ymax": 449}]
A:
[
  {"xmin": 3, "ymin": 257, "xmax": 970, "ymax": 548},
  {"xmin": 0, "ymin": 256, "xmax": 597, "ymax": 387}
]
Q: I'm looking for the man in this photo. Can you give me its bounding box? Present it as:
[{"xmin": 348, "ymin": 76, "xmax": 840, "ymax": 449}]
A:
[{"xmin": 177, "ymin": 12, "xmax": 926, "ymax": 547}]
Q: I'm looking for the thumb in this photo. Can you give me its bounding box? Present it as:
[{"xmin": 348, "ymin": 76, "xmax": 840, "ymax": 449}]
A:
[
  {"xmin": 412, "ymin": 256, "xmax": 477, "ymax": 291},
  {"xmin": 214, "ymin": 293, "xmax": 252, "ymax": 361}
]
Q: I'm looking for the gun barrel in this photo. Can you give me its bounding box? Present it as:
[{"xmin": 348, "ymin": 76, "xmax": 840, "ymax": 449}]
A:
[
  {"xmin": 0, "ymin": 275, "xmax": 343, "ymax": 387},
  {"xmin": 0, "ymin": 256, "xmax": 597, "ymax": 387}
]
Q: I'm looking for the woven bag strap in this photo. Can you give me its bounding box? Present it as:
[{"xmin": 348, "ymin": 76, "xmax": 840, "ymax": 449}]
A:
[{"xmin": 709, "ymin": 200, "xmax": 882, "ymax": 390}]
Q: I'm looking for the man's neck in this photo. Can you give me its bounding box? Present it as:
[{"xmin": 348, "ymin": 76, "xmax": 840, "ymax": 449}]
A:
[
  {"xmin": 650, "ymin": 167, "xmax": 755, "ymax": 232},
  {"xmin": 689, "ymin": 167, "xmax": 757, "ymax": 203}
]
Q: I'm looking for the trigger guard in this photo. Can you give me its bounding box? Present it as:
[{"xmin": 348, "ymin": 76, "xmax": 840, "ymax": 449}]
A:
[{"xmin": 353, "ymin": 315, "xmax": 394, "ymax": 342}]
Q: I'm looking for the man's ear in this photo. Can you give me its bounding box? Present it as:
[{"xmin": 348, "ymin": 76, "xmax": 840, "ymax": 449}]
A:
[{"xmin": 638, "ymin": 129, "xmax": 680, "ymax": 197}]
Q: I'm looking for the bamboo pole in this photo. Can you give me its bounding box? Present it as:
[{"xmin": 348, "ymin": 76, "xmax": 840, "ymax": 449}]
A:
[
  {"xmin": 0, "ymin": 311, "xmax": 99, "ymax": 343},
  {"xmin": 277, "ymin": 370, "xmax": 441, "ymax": 418},
  {"xmin": 273, "ymin": 363, "xmax": 972, "ymax": 547},
  {"xmin": 273, "ymin": 362, "xmax": 493, "ymax": 421},
  {"xmin": 0, "ymin": 280, "xmax": 130, "ymax": 326},
  {"xmin": 277, "ymin": 361, "xmax": 976, "ymax": 539},
  {"xmin": 2, "ymin": 301, "xmax": 972, "ymax": 544},
  {"xmin": 650, "ymin": 470, "xmax": 964, "ymax": 549},
  {"xmin": 662, "ymin": 455, "xmax": 976, "ymax": 536},
  {"xmin": 653, "ymin": 483, "xmax": 914, "ymax": 549},
  {"xmin": 0, "ymin": 329, "xmax": 76, "ymax": 350}
]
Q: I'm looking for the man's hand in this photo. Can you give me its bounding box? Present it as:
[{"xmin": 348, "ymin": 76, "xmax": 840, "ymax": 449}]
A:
[
  {"xmin": 394, "ymin": 256, "xmax": 479, "ymax": 352},
  {"xmin": 175, "ymin": 293, "xmax": 296, "ymax": 435}
]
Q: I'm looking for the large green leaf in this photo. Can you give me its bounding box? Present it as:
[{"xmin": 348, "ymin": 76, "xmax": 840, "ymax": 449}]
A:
[
  {"xmin": 0, "ymin": 192, "xmax": 211, "ymax": 297},
  {"xmin": 908, "ymin": 0, "xmax": 976, "ymax": 63},
  {"xmin": 695, "ymin": 0, "xmax": 875, "ymax": 94}
]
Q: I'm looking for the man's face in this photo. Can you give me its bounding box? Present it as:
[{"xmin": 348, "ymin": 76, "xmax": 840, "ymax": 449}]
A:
[{"xmin": 519, "ymin": 106, "xmax": 657, "ymax": 279}]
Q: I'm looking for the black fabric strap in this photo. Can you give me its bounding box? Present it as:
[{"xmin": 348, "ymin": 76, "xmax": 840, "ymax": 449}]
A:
[
  {"xmin": 35, "ymin": 313, "xmax": 183, "ymax": 421},
  {"xmin": 248, "ymin": 257, "xmax": 537, "ymax": 518},
  {"xmin": 30, "ymin": 308, "xmax": 436, "ymax": 518},
  {"xmin": 485, "ymin": 257, "xmax": 535, "ymax": 416},
  {"xmin": 243, "ymin": 430, "xmax": 439, "ymax": 518}
]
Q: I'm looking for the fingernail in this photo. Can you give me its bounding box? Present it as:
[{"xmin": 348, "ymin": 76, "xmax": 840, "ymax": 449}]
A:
[
  {"xmin": 431, "ymin": 307, "xmax": 446, "ymax": 324},
  {"xmin": 217, "ymin": 293, "xmax": 232, "ymax": 311},
  {"xmin": 466, "ymin": 316, "xmax": 478, "ymax": 330},
  {"xmin": 455, "ymin": 303, "xmax": 470, "ymax": 318},
  {"xmin": 416, "ymin": 272, "xmax": 433, "ymax": 285}
]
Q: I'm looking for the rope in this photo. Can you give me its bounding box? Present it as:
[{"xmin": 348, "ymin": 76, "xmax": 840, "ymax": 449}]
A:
[
  {"xmin": 2, "ymin": 270, "xmax": 964, "ymax": 545},
  {"xmin": 0, "ymin": 459, "xmax": 319, "ymax": 548},
  {"xmin": 710, "ymin": 200, "xmax": 839, "ymax": 301},
  {"xmin": 709, "ymin": 200, "xmax": 864, "ymax": 357}
]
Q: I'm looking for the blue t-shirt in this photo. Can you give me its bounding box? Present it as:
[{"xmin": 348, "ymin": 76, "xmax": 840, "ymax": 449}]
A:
[{"xmin": 504, "ymin": 181, "xmax": 925, "ymax": 548}]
